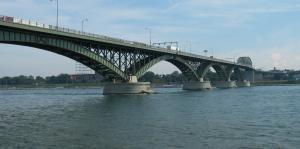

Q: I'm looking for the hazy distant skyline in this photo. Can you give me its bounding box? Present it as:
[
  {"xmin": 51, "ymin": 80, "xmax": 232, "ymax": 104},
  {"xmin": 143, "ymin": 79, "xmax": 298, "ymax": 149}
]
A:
[{"xmin": 1, "ymin": 0, "xmax": 300, "ymax": 77}]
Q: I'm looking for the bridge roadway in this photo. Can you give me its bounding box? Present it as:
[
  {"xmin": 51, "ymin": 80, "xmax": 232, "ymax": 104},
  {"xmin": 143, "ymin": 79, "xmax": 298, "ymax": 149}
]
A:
[{"xmin": 0, "ymin": 16, "xmax": 254, "ymax": 94}]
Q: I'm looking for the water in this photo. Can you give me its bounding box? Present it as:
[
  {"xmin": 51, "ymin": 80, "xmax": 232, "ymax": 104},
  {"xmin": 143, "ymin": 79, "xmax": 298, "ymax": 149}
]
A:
[{"xmin": 1, "ymin": 86, "xmax": 300, "ymax": 148}]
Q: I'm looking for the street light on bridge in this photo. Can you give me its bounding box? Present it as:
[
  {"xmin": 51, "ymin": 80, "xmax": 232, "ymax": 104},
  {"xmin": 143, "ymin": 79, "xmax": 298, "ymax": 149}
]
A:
[
  {"xmin": 188, "ymin": 40, "xmax": 192, "ymax": 54},
  {"xmin": 145, "ymin": 27, "xmax": 152, "ymax": 45},
  {"xmin": 49, "ymin": 0, "xmax": 59, "ymax": 29},
  {"xmin": 203, "ymin": 50, "xmax": 208, "ymax": 56},
  {"xmin": 81, "ymin": 18, "xmax": 88, "ymax": 33}
]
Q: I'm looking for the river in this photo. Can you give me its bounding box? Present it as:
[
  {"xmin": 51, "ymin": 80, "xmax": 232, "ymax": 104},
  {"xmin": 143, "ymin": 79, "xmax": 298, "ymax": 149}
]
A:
[{"xmin": 1, "ymin": 86, "xmax": 300, "ymax": 148}]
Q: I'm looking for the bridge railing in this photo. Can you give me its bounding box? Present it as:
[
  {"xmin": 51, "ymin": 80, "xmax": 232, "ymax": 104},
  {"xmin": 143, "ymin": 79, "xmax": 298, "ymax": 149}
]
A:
[{"xmin": 0, "ymin": 15, "xmax": 159, "ymax": 49}]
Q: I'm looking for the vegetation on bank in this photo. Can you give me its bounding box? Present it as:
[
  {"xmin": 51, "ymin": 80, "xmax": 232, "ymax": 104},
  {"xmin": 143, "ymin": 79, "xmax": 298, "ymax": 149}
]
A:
[
  {"xmin": 1, "ymin": 71, "xmax": 300, "ymax": 89},
  {"xmin": 0, "ymin": 71, "xmax": 189, "ymax": 89},
  {"xmin": 254, "ymin": 80, "xmax": 300, "ymax": 85},
  {"xmin": 0, "ymin": 74, "xmax": 101, "ymax": 89}
]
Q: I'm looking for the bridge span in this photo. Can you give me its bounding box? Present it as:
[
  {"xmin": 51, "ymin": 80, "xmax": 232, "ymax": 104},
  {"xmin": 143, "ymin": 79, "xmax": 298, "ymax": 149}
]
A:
[{"xmin": 0, "ymin": 15, "xmax": 255, "ymax": 94}]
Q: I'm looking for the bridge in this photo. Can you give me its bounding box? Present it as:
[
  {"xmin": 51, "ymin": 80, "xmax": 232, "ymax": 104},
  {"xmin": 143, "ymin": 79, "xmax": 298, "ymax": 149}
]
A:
[{"xmin": 0, "ymin": 15, "xmax": 255, "ymax": 94}]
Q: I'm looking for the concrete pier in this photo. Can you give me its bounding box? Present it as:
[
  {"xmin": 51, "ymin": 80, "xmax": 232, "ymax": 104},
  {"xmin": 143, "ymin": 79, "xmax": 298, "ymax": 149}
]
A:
[
  {"xmin": 103, "ymin": 82, "xmax": 152, "ymax": 95},
  {"xmin": 103, "ymin": 76, "xmax": 153, "ymax": 95},
  {"xmin": 215, "ymin": 81, "xmax": 237, "ymax": 88},
  {"xmin": 236, "ymin": 80, "xmax": 251, "ymax": 87},
  {"xmin": 182, "ymin": 81, "xmax": 212, "ymax": 90}
]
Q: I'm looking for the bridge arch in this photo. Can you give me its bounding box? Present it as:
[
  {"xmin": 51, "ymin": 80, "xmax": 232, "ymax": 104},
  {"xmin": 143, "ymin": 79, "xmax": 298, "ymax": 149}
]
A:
[
  {"xmin": 134, "ymin": 55, "xmax": 200, "ymax": 81},
  {"xmin": 198, "ymin": 63, "xmax": 229, "ymax": 81},
  {"xmin": 0, "ymin": 30, "xmax": 128, "ymax": 81}
]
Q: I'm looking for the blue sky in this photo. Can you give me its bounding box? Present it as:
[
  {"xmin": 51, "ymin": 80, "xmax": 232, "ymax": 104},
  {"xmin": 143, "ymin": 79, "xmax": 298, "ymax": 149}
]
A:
[{"xmin": 1, "ymin": 0, "xmax": 300, "ymax": 77}]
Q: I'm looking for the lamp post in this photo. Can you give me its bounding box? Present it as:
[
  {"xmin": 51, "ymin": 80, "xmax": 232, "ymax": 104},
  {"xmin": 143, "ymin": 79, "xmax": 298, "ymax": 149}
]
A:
[
  {"xmin": 203, "ymin": 50, "xmax": 208, "ymax": 56},
  {"xmin": 50, "ymin": 0, "xmax": 59, "ymax": 29},
  {"xmin": 188, "ymin": 41, "xmax": 192, "ymax": 54},
  {"xmin": 210, "ymin": 49, "xmax": 215, "ymax": 58},
  {"xmin": 145, "ymin": 27, "xmax": 152, "ymax": 45},
  {"xmin": 81, "ymin": 18, "xmax": 88, "ymax": 33}
]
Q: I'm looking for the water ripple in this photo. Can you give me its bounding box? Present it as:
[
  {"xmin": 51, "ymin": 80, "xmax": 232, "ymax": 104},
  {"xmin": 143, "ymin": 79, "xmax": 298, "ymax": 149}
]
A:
[{"xmin": 1, "ymin": 86, "xmax": 300, "ymax": 148}]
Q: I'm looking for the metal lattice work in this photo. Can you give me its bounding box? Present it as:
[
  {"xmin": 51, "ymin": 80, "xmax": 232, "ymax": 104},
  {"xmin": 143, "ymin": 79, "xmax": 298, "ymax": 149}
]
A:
[
  {"xmin": 237, "ymin": 57, "xmax": 252, "ymax": 67},
  {"xmin": 75, "ymin": 62, "xmax": 94, "ymax": 75},
  {"xmin": 133, "ymin": 55, "xmax": 200, "ymax": 81}
]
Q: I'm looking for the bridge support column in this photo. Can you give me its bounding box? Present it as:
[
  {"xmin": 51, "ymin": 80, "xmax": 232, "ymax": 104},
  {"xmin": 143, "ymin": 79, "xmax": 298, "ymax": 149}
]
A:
[
  {"xmin": 103, "ymin": 76, "xmax": 153, "ymax": 95},
  {"xmin": 236, "ymin": 80, "xmax": 251, "ymax": 87},
  {"xmin": 182, "ymin": 78, "xmax": 212, "ymax": 90},
  {"xmin": 215, "ymin": 81, "xmax": 237, "ymax": 88}
]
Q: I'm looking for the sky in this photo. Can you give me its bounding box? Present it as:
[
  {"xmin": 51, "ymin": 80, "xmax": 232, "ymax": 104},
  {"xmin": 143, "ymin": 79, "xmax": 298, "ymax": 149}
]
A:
[{"xmin": 1, "ymin": 0, "xmax": 300, "ymax": 77}]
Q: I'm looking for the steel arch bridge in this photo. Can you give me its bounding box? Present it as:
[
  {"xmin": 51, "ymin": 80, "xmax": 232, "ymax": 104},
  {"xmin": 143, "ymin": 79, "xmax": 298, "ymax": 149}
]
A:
[{"xmin": 0, "ymin": 16, "xmax": 254, "ymax": 84}]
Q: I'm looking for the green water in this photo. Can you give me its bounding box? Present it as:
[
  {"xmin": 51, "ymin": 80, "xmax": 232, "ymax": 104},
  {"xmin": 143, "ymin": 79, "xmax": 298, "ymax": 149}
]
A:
[{"xmin": 0, "ymin": 86, "xmax": 300, "ymax": 148}]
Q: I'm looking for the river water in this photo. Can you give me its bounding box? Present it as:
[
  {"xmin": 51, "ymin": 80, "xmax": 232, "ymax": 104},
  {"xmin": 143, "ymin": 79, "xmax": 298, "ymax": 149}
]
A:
[{"xmin": 0, "ymin": 86, "xmax": 300, "ymax": 148}]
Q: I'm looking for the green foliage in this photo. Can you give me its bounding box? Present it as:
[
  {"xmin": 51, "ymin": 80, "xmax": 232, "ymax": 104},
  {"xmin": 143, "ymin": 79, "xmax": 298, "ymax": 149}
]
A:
[
  {"xmin": 0, "ymin": 74, "xmax": 105, "ymax": 86},
  {"xmin": 139, "ymin": 71, "xmax": 185, "ymax": 83},
  {"xmin": 0, "ymin": 75, "xmax": 36, "ymax": 85},
  {"xmin": 35, "ymin": 76, "xmax": 45, "ymax": 83},
  {"xmin": 205, "ymin": 70, "xmax": 219, "ymax": 81},
  {"xmin": 0, "ymin": 74, "xmax": 72, "ymax": 85},
  {"xmin": 46, "ymin": 74, "xmax": 71, "ymax": 84}
]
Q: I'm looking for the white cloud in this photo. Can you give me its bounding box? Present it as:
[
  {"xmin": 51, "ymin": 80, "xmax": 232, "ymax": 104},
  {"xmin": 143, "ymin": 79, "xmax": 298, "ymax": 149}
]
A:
[
  {"xmin": 218, "ymin": 44, "xmax": 300, "ymax": 71},
  {"xmin": 271, "ymin": 52, "xmax": 282, "ymax": 67}
]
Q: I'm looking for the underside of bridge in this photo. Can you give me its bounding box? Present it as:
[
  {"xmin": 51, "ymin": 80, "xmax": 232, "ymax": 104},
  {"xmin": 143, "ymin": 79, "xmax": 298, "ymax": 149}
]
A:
[{"xmin": 0, "ymin": 23, "xmax": 254, "ymax": 94}]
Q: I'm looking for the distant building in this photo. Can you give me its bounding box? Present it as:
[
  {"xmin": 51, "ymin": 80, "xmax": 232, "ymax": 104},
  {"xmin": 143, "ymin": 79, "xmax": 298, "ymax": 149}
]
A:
[
  {"xmin": 288, "ymin": 71, "xmax": 300, "ymax": 81},
  {"xmin": 255, "ymin": 67, "xmax": 300, "ymax": 81}
]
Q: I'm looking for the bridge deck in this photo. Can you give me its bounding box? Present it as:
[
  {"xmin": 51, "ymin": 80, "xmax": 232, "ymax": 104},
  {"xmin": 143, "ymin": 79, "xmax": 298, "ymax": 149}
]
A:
[{"xmin": 0, "ymin": 16, "xmax": 252, "ymax": 69}]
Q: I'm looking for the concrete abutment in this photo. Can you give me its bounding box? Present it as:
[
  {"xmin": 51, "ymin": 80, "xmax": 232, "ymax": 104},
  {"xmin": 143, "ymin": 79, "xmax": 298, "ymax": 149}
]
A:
[
  {"xmin": 236, "ymin": 80, "xmax": 251, "ymax": 87},
  {"xmin": 214, "ymin": 80, "xmax": 251, "ymax": 88},
  {"xmin": 103, "ymin": 76, "xmax": 153, "ymax": 95},
  {"xmin": 103, "ymin": 82, "xmax": 153, "ymax": 95},
  {"xmin": 182, "ymin": 80, "xmax": 212, "ymax": 90},
  {"xmin": 215, "ymin": 81, "xmax": 237, "ymax": 88},
  {"xmin": 102, "ymin": 76, "xmax": 252, "ymax": 95}
]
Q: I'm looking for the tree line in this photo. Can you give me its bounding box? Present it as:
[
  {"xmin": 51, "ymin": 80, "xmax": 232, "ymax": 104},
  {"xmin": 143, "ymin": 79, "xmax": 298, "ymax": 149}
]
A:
[
  {"xmin": 0, "ymin": 74, "xmax": 76, "ymax": 85},
  {"xmin": 0, "ymin": 70, "xmax": 223, "ymax": 86},
  {"xmin": 139, "ymin": 70, "xmax": 221, "ymax": 83}
]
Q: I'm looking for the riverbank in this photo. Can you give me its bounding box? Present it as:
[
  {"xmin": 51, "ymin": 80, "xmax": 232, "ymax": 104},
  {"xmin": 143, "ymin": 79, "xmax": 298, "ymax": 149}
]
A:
[
  {"xmin": 0, "ymin": 82, "xmax": 183, "ymax": 90},
  {"xmin": 0, "ymin": 82, "xmax": 104, "ymax": 90},
  {"xmin": 253, "ymin": 80, "xmax": 300, "ymax": 86},
  {"xmin": 2, "ymin": 80, "xmax": 300, "ymax": 90}
]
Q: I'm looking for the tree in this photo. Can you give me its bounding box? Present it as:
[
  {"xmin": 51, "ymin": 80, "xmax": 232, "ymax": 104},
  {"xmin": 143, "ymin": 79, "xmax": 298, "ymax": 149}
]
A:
[
  {"xmin": 35, "ymin": 76, "xmax": 45, "ymax": 84},
  {"xmin": 139, "ymin": 71, "xmax": 155, "ymax": 82}
]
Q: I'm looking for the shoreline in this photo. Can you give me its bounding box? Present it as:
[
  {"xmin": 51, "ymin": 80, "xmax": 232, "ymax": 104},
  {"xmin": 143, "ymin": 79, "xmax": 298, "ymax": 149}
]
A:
[{"xmin": 1, "ymin": 82, "xmax": 300, "ymax": 90}]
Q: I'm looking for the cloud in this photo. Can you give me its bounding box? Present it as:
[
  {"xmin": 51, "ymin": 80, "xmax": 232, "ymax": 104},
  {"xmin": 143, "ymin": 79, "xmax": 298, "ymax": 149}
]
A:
[
  {"xmin": 271, "ymin": 52, "xmax": 282, "ymax": 67},
  {"xmin": 220, "ymin": 44, "xmax": 300, "ymax": 71}
]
